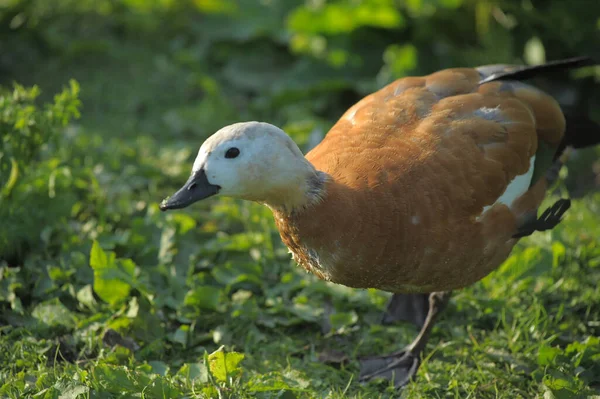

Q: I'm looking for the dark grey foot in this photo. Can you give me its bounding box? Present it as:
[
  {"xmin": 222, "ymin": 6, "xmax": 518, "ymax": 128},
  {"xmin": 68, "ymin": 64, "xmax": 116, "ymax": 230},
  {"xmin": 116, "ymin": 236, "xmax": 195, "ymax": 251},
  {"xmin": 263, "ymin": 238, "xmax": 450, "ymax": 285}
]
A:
[
  {"xmin": 358, "ymin": 291, "xmax": 452, "ymax": 389},
  {"xmin": 381, "ymin": 293, "xmax": 430, "ymax": 328},
  {"xmin": 358, "ymin": 349, "xmax": 420, "ymax": 388},
  {"xmin": 513, "ymin": 198, "xmax": 571, "ymax": 238}
]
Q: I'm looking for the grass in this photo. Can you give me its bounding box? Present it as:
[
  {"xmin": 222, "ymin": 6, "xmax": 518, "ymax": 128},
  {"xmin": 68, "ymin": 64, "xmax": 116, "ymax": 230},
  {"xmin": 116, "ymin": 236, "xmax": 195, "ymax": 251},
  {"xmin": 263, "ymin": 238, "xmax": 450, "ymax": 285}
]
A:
[{"xmin": 1, "ymin": 1, "xmax": 600, "ymax": 398}]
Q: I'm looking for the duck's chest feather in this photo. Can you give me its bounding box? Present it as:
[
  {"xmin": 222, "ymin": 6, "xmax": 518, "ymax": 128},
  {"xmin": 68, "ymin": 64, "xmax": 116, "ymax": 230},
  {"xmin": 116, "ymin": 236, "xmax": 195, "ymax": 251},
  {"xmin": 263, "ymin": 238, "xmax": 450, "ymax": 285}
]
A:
[{"xmin": 272, "ymin": 177, "xmax": 520, "ymax": 294}]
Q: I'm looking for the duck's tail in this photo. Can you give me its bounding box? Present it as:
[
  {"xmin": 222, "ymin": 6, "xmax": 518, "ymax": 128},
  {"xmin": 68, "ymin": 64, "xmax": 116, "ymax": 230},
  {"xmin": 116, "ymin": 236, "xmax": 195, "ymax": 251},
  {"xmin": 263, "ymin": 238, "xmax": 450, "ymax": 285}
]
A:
[
  {"xmin": 478, "ymin": 56, "xmax": 596, "ymax": 84},
  {"xmin": 489, "ymin": 56, "xmax": 600, "ymax": 239},
  {"xmin": 478, "ymin": 55, "xmax": 600, "ymax": 161}
]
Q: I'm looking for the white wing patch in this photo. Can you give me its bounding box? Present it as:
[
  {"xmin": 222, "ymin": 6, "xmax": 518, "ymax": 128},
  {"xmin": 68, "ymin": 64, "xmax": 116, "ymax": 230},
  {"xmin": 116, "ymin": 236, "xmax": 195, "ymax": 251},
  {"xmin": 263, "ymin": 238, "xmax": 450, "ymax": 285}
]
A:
[
  {"xmin": 473, "ymin": 106, "xmax": 503, "ymax": 121},
  {"xmin": 482, "ymin": 154, "xmax": 536, "ymax": 214},
  {"xmin": 473, "ymin": 106, "xmax": 521, "ymax": 126}
]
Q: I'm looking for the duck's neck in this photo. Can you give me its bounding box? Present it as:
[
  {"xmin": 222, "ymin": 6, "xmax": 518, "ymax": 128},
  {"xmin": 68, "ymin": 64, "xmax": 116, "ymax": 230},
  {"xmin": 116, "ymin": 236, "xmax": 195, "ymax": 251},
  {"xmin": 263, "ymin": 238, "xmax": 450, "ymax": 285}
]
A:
[
  {"xmin": 269, "ymin": 175, "xmax": 354, "ymax": 284},
  {"xmin": 264, "ymin": 168, "xmax": 330, "ymax": 214}
]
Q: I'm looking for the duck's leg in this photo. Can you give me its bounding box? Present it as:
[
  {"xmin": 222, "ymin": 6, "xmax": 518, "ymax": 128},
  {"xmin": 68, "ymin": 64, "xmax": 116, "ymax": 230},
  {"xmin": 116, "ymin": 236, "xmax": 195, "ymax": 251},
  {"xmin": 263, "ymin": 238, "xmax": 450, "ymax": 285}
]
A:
[
  {"xmin": 381, "ymin": 293, "xmax": 430, "ymax": 328},
  {"xmin": 359, "ymin": 291, "xmax": 451, "ymax": 388}
]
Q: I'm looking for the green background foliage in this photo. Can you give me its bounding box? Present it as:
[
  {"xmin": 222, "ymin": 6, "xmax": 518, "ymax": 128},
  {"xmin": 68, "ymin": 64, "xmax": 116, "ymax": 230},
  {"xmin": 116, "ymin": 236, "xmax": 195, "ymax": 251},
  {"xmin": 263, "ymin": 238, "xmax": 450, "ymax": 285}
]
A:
[{"xmin": 0, "ymin": 0, "xmax": 599, "ymax": 397}]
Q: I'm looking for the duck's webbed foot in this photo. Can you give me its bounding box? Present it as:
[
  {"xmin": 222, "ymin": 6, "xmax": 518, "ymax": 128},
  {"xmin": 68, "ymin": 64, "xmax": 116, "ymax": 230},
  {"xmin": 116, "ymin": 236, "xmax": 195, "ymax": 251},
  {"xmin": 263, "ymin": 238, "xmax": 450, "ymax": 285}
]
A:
[
  {"xmin": 358, "ymin": 348, "xmax": 421, "ymax": 388},
  {"xmin": 359, "ymin": 291, "xmax": 451, "ymax": 388},
  {"xmin": 513, "ymin": 198, "xmax": 571, "ymax": 238}
]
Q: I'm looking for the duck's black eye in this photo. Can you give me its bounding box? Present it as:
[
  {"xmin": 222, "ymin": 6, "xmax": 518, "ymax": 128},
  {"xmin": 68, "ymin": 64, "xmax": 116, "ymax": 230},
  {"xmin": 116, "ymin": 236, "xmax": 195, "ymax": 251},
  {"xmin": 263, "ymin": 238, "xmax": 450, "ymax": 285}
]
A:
[{"xmin": 225, "ymin": 147, "xmax": 240, "ymax": 159}]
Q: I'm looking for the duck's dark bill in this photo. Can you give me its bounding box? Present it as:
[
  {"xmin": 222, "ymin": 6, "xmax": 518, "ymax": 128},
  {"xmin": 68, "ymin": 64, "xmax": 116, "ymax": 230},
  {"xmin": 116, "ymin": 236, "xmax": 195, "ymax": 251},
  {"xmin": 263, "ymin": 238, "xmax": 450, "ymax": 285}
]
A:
[{"xmin": 159, "ymin": 169, "xmax": 220, "ymax": 211}]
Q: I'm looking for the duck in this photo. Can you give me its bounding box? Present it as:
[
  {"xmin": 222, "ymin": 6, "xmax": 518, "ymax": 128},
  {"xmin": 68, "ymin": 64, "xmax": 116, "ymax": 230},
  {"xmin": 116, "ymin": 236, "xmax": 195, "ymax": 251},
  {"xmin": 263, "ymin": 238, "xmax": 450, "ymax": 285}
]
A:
[{"xmin": 159, "ymin": 56, "xmax": 600, "ymax": 388}]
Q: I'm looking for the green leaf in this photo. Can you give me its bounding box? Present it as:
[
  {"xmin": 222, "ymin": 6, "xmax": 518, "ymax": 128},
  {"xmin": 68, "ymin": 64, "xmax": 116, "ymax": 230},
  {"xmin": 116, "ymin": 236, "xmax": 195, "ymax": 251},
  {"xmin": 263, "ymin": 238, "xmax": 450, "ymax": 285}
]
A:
[
  {"xmin": 538, "ymin": 345, "xmax": 562, "ymax": 366},
  {"xmin": 287, "ymin": 1, "xmax": 404, "ymax": 35},
  {"xmin": 247, "ymin": 371, "xmax": 313, "ymax": 393},
  {"xmin": 565, "ymin": 336, "xmax": 600, "ymax": 367},
  {"xmin": 177, "ymin": 363, "xmax": 209, "ymax": 384},
  {"xmin": 169, "ymin": 325, "xmax": 189, "ymax": 346},
  {"xmin": 383, "ymin": 44, "xmax": 417, "ymax": 78},
  {"xmin": 142, "ymin": 378, "xmax": 183, "ymax": 399},
  {"xmin": 89, "ymin": 240, "xmax": 136, "ymax": 306},
  {"xmin": 31, "ymin": 298, "xmax": 77, "ymax": 328},
  {"xmin": 184, "ymin": 286, "xmax": 221, "ymax": 311},
  {"xmin": 169, "ymin": 213, "xmax": 197, "ymax": 234},
  {"xmin": 76, "ymin": 284, "xmax": 97, "ymax": 310},
  {"xmin": 329, "ymin": 311, "xmax": 358, "ymax": 332},
  {"xmin": 207, "ymin": 346, "xmax": 245, "ymax": 382},
  {"xmin": 58, "ymin": 384, "xmax": 89, "ymax": 399},
  {"xmin": 543, "ymin": 370, "xmax": 581, "ymax": 398},
  {"xmin": 90, "ymin": 240, "xmax": 110, "ymax": 270},
  {"xmin": 148, "ymin": 360, "xmax": 169, "ymax": 376},
  {"xmin": 91, "ymin": 364, "xmax": 142, "ymax": 394}
]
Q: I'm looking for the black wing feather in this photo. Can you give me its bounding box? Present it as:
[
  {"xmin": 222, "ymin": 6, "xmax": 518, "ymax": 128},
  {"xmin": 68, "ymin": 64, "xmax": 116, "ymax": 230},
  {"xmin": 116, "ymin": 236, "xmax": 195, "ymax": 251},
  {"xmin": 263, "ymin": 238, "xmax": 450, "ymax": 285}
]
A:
[{"xmin": 478, "ymin": 56, "xmax": 596, "ymax": 84}]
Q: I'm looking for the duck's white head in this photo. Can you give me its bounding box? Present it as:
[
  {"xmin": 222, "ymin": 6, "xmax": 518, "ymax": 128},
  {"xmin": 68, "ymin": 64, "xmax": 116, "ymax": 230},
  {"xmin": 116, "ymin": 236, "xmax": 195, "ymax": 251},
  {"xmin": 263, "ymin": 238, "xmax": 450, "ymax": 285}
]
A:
[{"xmin": 160, "ymin": 121, "xmax": 323, "ymax": 212}]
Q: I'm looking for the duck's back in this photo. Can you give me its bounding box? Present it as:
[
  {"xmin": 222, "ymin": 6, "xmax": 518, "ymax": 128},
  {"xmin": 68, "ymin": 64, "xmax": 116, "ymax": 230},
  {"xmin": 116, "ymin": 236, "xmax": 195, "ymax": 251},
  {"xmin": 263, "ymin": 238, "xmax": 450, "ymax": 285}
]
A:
[{"xmin": 278, "ymin": 65, "xmax": 567, "ymax": 293}]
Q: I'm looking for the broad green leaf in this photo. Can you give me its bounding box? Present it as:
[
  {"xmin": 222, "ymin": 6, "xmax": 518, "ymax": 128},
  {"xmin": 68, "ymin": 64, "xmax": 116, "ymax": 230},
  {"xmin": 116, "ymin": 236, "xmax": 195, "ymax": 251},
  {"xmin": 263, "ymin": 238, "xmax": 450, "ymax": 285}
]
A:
[
  {"xmin": 148, "ymin": 360, "xmax": 169, "ymax": 376},
  {"xmin": 287, "ymin": 1, "xmax": 404, "ymax": 35},
  {"xmin": 329, "ymin": 311, "xmax": 358, "ymax": 332},
  {"xmin": 177, "ymin": 362, "xmax": 209, "ymax": 384},
  {"xmin": 32, "ymin": 298, "xmax": 77, "ymax": 328},
  {"xmin": 247, "ymin": 370, "xmax": 311, "ymax": 393},
  {"xmin": 89, "ymin": 240, "xmax": 136, "ymax": 306},
  {"xmin": 104, "ymin": 345, "xmax": 134, "ymax": 365},
  {"xmin": 538, "ymin": 345, "xmax": 562, "ymax": 366},
  {"xmin": 169, "ymin": 213, "xmax": 197, "ymax": 234},
  {"xmin": 289, "ymin": 302, "xmax": 322, "ymax": 323},
  {"xmin": 58, "ymin": 383, "xmax": 88, "ymax": 399},
  {"xmin": 184, "ymin": 286, "xmax": 221, "ymax": 310},
  {"xmin": 543, "ymin": 370, "xmax": 581, "ymax": 398},
  {"xmin": 170, "ymin": 325, "xmax": 189, "ymax": 346},
  {"xmin": 383, "ymin": 44, "xmax": 417, "ymax": 78},
  {"xmin": 565, "ymin": 336, "xmax": 600, "ymax": 367},
  {"xmin": 212, "ymin": 262, "xmax": 263, "ymax": 288},
  {"xmin": 76, "ymin": 284, "xmax": 97, "ymax": 310},
  {"xmin": 208, "ymin": 346, "xmax": 245, "ymax": 382},
  {"xmin": 90, "ymin": 240, "xmax": 109, "ymax": 270},
  {"xmin": 142, "ymin": 378, "xmax": 183, "ymax": 399},
  {"xmin": 91, "ymin": 364, "xmax": 152, "ymax": 394}
]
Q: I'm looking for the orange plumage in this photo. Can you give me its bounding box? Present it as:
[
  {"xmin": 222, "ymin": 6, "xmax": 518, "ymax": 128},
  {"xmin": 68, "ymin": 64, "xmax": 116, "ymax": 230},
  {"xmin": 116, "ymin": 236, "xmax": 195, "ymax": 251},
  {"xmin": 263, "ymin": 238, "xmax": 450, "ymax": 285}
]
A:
[{"xmin": 274, "ymin": 64, "xmax": 568, "ymax": 293}]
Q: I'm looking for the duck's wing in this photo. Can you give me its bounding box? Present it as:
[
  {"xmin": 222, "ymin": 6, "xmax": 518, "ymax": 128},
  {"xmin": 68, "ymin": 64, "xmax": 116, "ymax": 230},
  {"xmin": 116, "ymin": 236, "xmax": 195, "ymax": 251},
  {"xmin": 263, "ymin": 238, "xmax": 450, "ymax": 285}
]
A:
[{"xmin": 307, "ymin": 58, "xmax": 598, "ymax": 232}]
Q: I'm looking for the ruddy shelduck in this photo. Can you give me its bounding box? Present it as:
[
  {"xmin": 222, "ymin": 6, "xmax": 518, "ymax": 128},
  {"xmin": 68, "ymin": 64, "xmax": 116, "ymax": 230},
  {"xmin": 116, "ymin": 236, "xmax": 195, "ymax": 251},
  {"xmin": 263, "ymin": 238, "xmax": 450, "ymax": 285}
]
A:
[{"xmin": 160, "ymin": 56, "xmax": 600, "ymax": 388}]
